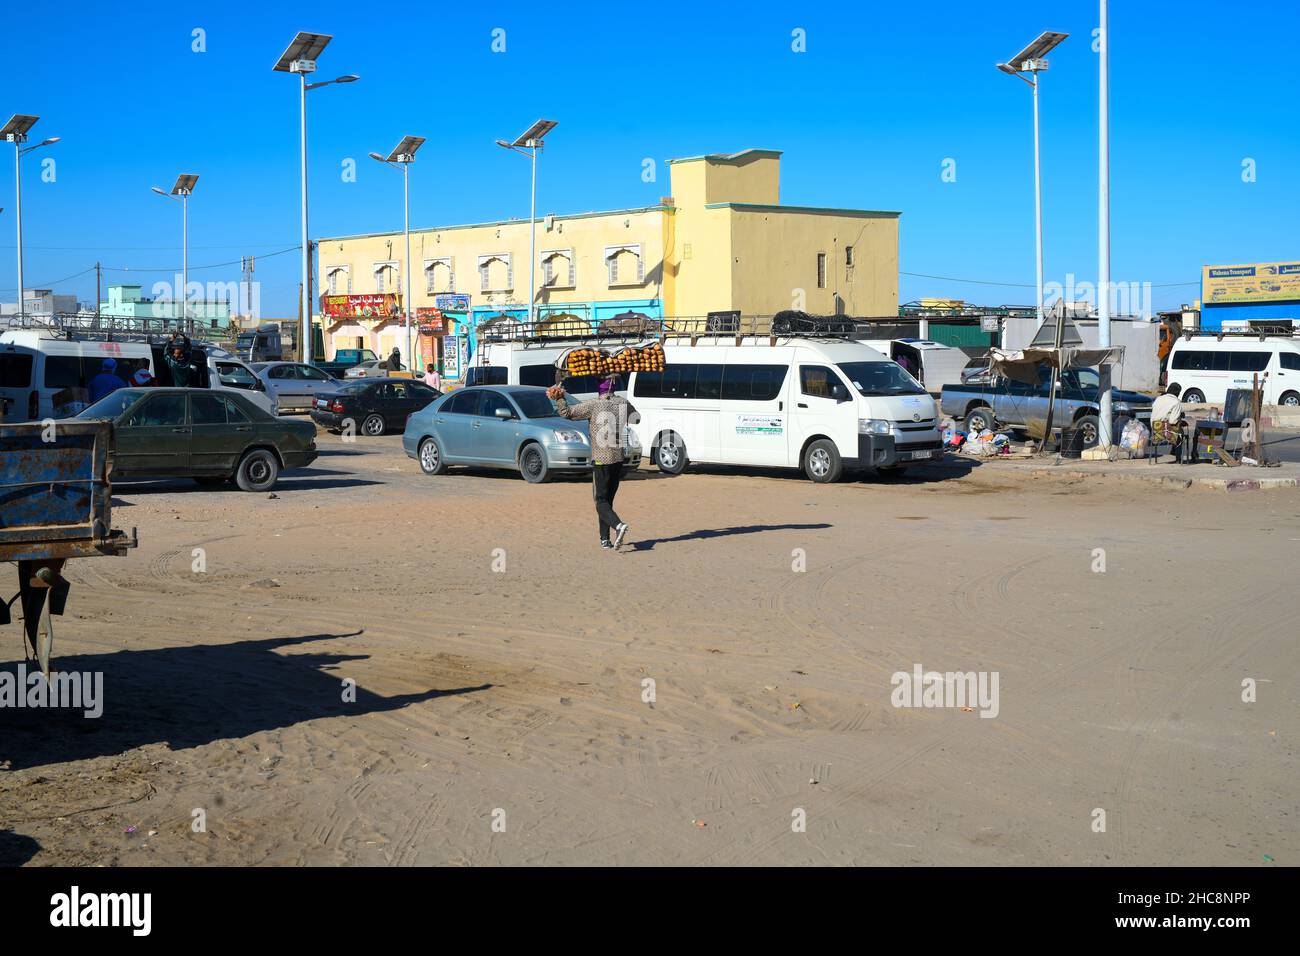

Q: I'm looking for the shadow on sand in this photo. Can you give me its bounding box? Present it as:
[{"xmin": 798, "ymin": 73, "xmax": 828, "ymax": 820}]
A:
[{"xmin": 1, "ymin": 631, "xmax": 489, "ymax": 772}]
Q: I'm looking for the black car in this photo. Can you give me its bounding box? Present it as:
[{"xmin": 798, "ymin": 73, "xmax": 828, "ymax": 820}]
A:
[{"xmin": 310, "ymin": 377, "xmax": 441, "ymax": 436}]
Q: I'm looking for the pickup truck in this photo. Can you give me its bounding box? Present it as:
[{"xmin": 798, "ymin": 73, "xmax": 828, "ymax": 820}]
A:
[
  {"xmin": 313, "ymin": 348, "xmax": 378, "ymax": 379},
  {"xmin": 940, "ymin": 365, "xmax": 1153, "ymax": 446},
  {"xmin": 1, "ymin": 419, "xmax": 137, "ymax": 675}
]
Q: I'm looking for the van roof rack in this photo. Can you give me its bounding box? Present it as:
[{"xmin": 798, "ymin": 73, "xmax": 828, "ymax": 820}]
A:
[
  {"xmin": 477, "ymin": 313, "xmax": 862, "ymax": 347},
  {"xmin": 1183, "ymin": 325, "xmax": 1297, "ymax": 342},
  {"xmin": 4, "ymin": 311, "xmax": 214, "ymax": 344}
]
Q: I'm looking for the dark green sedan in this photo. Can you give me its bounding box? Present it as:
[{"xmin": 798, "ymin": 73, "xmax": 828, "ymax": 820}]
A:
[{"xmin": 76, "ymin": 387, "xmax": 318, "ymax": 492}]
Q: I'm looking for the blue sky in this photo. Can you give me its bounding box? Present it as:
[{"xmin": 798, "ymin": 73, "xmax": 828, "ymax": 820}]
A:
[{"xmin": 1, "ymin": 0, "xmax": 1296, "ymax": 316}]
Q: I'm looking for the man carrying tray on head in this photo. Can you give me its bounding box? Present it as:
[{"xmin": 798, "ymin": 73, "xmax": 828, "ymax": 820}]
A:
[{"xmin": 547, "ymin": 375, "xmax": 635, "ymax": 551}]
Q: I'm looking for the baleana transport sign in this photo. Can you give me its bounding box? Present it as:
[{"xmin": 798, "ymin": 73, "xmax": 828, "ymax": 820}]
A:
[{"xmin": 1202, "ymin": 261, "xmax": 1300, "ymax": 304}]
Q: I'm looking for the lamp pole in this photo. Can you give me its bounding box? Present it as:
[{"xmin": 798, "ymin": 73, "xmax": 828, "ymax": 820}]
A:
[
  {"xmin": 1032, "ymin": 71, "xmax": 1044, "ymax": 326},
  {"xmin": 496, "ymin": 120, "xmax": 557, "ymax": 327},
  {"xmin": 3, "ymin": 115, "xmax": 59, "ymax": 321},
  {"xmin": 370, "ymin": 136, "xmax": 425, "ymax": 371},
  {"xmin": 1098, "ymin": 0, "xmax": 1114, "ymax": 448},
  {"xmin": 152, "ymin": 175, "xmax": 198, "ymax": 330},
  {"xmin": 275, "ymin": 32, "xmax": 357, "ymax": 363}
]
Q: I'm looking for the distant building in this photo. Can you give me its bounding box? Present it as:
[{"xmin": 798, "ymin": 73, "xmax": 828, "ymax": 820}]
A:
[
  {"xmin": 0, "ymin": 289, "xmax": 81, "ymax": 319},
  {"xmin": 98, "ymin": 284, "xmax": 231, "ymax": 332},
  {"xmin": 317, "ymin": 148, "xmax": 900, "ymax": 373}
]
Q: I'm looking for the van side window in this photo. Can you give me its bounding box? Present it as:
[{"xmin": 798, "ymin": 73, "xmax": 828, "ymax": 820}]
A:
[
  {"xmin": 694, "ymin": 364, "xmax": 724, "ymax": 400},
  {"xmin": 519, "ymin": 364, "xmax": 555, "ymax": 388},
  {"xmin": 45, "ymin": 356, "xmax": 85, "ymax": 388},
  {"xmin": 466, "ymin": 366, "xmax": 507, "ymax": 387},
  {"xmin": 800, "ymin": 365, "xmax": 848, "ymax": 401},
  {"xmin": 1229, "ymin": 351, "xmax": 1270, "ymax": 372},
  {"xmin": 722, "ymin": 364, "xmax": 787, "ymax": 401},
  {"xmin": 0, "ymin": 353, "xmax": 33, "ymax": 388},
  {"xmin": 1281, "ymin": 353, "xmax": 1300, "ymax": 371},
  {"xmin": 635, "ymin": 365, "xmax": 697, "ymax": 399},
  {"xmin": 1172, "ymin": 350, "xmax": 1213, "ymax": 371}
]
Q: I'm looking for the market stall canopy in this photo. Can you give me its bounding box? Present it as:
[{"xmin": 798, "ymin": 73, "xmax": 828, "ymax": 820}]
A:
[{"xmin": 988, "ymin": 346, "xmax": 1126, "ymax": 385}]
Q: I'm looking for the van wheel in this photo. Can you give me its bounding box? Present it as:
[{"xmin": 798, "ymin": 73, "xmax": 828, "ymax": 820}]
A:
[
  {"xmin": 361, "ymin": 414, "xmax": 386, "ymax": 436},
  {"xmin": 965, "ymin": 406, "xmax": 995, "ymax": 434},
  {"xmin": 1182, "ymin": 389, "xmax": 1205, "ymax": 404},
  {"xmin": 654, "ymin": 432, "xmax": 688, "ymax": 475},
  {"xmin": 418, "ymin": 437, "xmax": 446, "ymax": 475},
  {"xmin": 519, "ymin": 443, "xmax": 551, "ymax": 483},
  {"xmin": 1280, "ymin": 391, "xmax": 1300, "ymax": 407},
  {"xmin": 235, "ymin": 449, "xmax": 280, "ymax": 492},
  {"xmin": 803, "ymin": 439, "xmax": 843, "ymax": 483}
]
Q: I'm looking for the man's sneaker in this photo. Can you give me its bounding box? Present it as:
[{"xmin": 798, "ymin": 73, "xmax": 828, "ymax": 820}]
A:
[
  {"xmin": 612, "ymin": 523, "xmax": 629, "ymax": 549},
  {"xmin": 600, "ymin": 540, "xmax": 614, "ymax": 550}
]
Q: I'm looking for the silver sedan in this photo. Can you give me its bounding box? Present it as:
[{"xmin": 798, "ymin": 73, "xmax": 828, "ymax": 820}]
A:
[
  {"xmin": 253, "ymin": 361, "xmax": 344, "ymax": 414},
  {"xmin": 402, "ymin": 385, "xmax": 640, "ymax": 483}
]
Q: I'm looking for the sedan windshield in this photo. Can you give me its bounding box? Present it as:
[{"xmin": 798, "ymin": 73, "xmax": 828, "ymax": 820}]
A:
[
  {"xmin": 511, "ymin": 391, "xmax": 563, "ymax": 419},
  {"xmin": 837, "ymin": 361, "xmax": 926, "ymax": 396},
  {"xmin": 77, "ymin": 389, "xmax": 146, "ymax": 419}
]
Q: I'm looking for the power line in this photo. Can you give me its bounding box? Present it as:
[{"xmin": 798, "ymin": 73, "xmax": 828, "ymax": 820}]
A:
[{"xmin": 98, "ymin": 245, "xmax": 300, "ymax": 274}]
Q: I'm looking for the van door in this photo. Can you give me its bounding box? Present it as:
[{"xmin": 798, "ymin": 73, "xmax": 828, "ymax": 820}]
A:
[
  {"xmin": 0, "ymin": 346, "xmax": 36, "ymax": 423},
  {"xmin": 718, "ymin": 357, "xmax": 790, "ymax": 465},
  {"xmin": 655, "ymin": 363, "xmax": 720, "ymax": 462},
  {"xmin": 1277, "ymin": 352, "xmax": 1300, "ymax": 404},
  {"xmin": 789, "ymin": 363, "xmax": 855, "ymax": 464}
]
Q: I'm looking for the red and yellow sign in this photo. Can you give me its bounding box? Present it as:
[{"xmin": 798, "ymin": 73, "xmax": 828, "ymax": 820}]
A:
[
  {"xmin": 320, "ymin": 293, "xmax": 400, "ymax": 319},
  {"xmin": 416, "ymin": 307, "xmax": 445, "ymax": 333}
]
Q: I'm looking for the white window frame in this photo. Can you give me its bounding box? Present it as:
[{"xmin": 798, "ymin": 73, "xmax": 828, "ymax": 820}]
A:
[
  {"xmin": 324, "ymin": 265, "xmax": 351, "ymax": 295},
  {"xmin": 373, "ymin": 260, "xmax": 399, "ymax": 295},
  {"xmin": 604, "ymin": 244, "xmax": 644, "ymax": 287},
  {"xmin": 477, "ymin": 253, "xmax": 513, "ymax": 292},
  {"xmin": 541, "ymin": 248, "xmax": 575, "ymax": 288},
  {"xmin": 424, "ymin": 257, "xmax": 454, "ymax": 294}
]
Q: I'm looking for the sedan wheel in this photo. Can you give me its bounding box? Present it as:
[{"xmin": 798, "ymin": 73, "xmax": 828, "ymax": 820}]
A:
[
  {"xmin": 519, "ymin": 443, "xmax": 551, "ymax": 483},
  {"xmin": 419, "ymin": 437, "xmax": 447, "ymax": 475},
  {"xmin": 362, "ymin": 414, "xmax": 385, "ymax": 436},
  {"xmin": 235, "ymin": 449, "xmax": 280, "ymax": 493}
]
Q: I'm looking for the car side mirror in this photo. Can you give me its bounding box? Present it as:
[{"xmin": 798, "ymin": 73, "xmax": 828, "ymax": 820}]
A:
[{"xmin": 494, "ymin": 407, "xmax": 513, "ymax": 420}]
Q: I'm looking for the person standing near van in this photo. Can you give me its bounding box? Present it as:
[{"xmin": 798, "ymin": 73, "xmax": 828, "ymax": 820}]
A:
[
  {"xmin": 87, "ymin": 358, "xmax": 125, "ymax": 403},
  {"xmin": 164, "ymin": 342, "xmax": 197, "ymax": 387},
  {"xmin": 423, "ymin": 365, "xmax": 441, "ymax": 390},
  {"xmin": 547, "ymin": 377, "xmax": 632, "ymax": 550}
]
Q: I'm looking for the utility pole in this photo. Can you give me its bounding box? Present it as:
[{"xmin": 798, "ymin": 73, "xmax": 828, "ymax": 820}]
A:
[
  {"xmin": 1097, "ymin": 0, "xmax": 1114, "ymax": 449},
  {"xmin": 95, "ymin": 261, "xmax": 101, "ymax": 323}
]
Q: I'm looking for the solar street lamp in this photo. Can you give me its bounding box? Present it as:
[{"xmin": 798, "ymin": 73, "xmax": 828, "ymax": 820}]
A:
[
  {"xmin": 3, "ymin": 114, "xmax": 59, "ymax": 320},
  {"xmin": 275, "ymin": 31, "xmax": 358, "ymax": 362},
  {"xmin": 997, "ymin": 31, "xmax": 1068, "ymax": 326},
  {"xmin": 496, "ymin": 119, "xmax": 557, "ymax": 325},
  {"xmin": 370, "ymin": 135, "xmax": 426, "ymax": 371},
  {"xmin": 151, "ymin": 174, "xmax": 198, "ymax": 327}
]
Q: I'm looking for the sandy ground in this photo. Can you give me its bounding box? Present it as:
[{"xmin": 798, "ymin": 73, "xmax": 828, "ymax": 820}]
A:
[{"xmin": 2, "ymin": 430, "xmax": 1296, "ymax": 866}]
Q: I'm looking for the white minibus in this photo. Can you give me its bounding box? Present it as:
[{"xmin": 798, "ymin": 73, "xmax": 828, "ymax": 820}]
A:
[
  {"xmin": 1165, "ymin": 335, "xmax": 1300, "ymax": 406},
  {"xmin": 627, "ymin": 337, "xmax": 941, "ymax": 482}
]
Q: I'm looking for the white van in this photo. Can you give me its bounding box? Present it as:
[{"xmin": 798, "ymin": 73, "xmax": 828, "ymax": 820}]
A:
[
  {"xmin": 857, "ymin": 338, "xmax": 970, "ymax": 395},
  {"xmin": 1166, "ymin": 335, "xmax": 1300, "ymax": 407},
  {"xmin": 0, "ymin": 330, "xmax": 277, "ymax": 422},
  {"xmin": 467, "ymin": 339, "xmax": 637, "ymax": 399},
  {"xmin": 627, "ymin": 338, "xmax": 941, "ymax": 482}
]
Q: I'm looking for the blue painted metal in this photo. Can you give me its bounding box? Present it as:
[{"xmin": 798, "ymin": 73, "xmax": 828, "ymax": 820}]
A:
[{"xmin": 0, "ymin": 420, "xmax": 134, "ymax": 561}]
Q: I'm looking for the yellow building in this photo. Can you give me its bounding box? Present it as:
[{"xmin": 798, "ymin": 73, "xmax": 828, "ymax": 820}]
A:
[{"xmin": 317, "ymin": 148, "xmax": 898, "ymax": 374}]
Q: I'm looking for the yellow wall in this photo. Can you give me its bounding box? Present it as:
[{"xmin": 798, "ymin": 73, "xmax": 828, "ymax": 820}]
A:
[
  {"xmin": 318, "ymin": 206, "xmax": 667, "ymax": 316},
  {"xmin": 726, "ymin": 208, "xmax": 898, "ymax": 317},
  {"xmin": 319, "ymin": 149, "xmax": 900, "ymax": 351}
]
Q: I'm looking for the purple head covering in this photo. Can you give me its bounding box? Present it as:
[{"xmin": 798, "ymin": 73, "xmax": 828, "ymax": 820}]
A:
[{"xmin": 598, "ymin": 376, "xmax": 616, "ymax": 397}]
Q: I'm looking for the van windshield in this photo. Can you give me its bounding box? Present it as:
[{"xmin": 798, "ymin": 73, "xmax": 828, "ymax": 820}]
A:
[{"xmin": 837, "ymin": 361, "xmax": 926, "ymax": 396}]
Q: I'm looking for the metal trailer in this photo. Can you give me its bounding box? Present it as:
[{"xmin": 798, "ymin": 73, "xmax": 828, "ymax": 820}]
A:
[{"xmin": 1, "ymin": 419, "xmax": 137, "ymax": 676}]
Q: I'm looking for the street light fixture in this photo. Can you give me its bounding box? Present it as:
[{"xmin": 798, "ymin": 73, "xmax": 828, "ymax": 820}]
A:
[
  {"xmin": 370, "ymin": 135, "xmax": 426, "ymax": 372},
  {"xmin": 496, "ymin": 119, "xmax": 558, "ymax": 326},
  {"xmin": 151, "ymin": 174, "xmax": 199, "ymax": 329},
  {"xmin": 997, "ymin": 30, "xmax": 1068, "ymax": 328},
  {"xmin": 275, "ymin": 31, "xmax": 358, "ymax": 363},
  {"xmin": 3, "ymin": 114, "xmax": 59, "ymax": 321}
]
